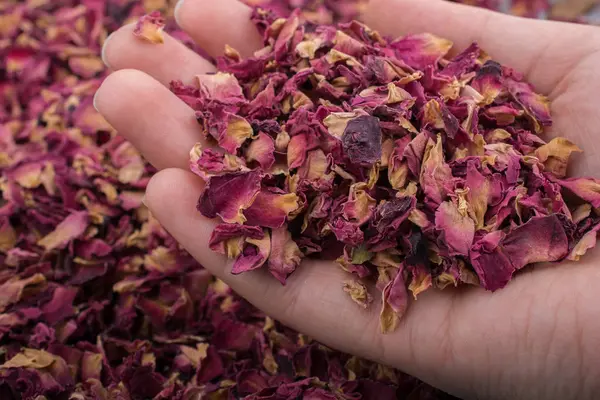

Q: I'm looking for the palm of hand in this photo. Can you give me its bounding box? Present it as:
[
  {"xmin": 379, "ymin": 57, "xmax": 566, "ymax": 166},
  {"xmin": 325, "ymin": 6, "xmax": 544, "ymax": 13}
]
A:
[{"xmin": 95, "ymin": 0, "xmax": 600, "ymax": 398}]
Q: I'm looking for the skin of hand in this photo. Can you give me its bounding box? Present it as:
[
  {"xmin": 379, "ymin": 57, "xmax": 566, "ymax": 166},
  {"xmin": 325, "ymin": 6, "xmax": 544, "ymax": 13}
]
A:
[{"xmin": 94, "ymin": 0, "xmax": 600, "ymax": 398}]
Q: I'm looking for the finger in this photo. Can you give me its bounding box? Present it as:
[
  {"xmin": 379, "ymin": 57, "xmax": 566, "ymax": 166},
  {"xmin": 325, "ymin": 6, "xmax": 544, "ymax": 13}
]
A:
[
  {"xmin": 362, "ymin": 0, "xmax": 600, "ymax": 94},
  {"xmin": 102, "ymin": 23, "xmax": 215, "ymax": 86},
  {"xmin": 94, "ymin": 69, "xmax": 204, "ymax": 170},
  {"xmin": 174, "ymin": 0, "xmax": 263, "ymax": 59},
  {"xmin": 144, "ymin": 168, "xmax": 386, "ymax": 356}
]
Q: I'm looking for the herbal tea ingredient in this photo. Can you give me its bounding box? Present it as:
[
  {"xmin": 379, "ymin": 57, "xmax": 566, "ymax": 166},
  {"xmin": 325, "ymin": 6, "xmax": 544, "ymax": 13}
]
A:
[{"xmin": 163, "ymin": 9, "xmax": 600, "ymax": 333}]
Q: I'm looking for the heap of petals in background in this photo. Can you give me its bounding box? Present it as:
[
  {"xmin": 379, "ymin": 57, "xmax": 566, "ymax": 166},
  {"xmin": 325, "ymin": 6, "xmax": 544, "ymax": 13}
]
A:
[{"xmin": 0, "ymin": 0, "xmax": 597, "ymax": 399}]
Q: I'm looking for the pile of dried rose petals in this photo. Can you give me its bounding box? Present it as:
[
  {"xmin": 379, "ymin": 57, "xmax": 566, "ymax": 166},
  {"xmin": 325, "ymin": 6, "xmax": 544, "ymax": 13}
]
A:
[{"xmin": 172, "ymin": 8, "xmax": 600, "ymax": 333}]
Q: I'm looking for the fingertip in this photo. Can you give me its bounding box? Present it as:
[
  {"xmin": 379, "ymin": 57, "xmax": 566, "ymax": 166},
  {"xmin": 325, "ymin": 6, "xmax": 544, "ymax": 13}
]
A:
[
  {"xmin": 94, "ymin": 68, "xmax": 155, "ymax": 113},
  {"xmin": 175, "ymin": 0, "xmax": 262, "ymax": 58},
  {"xmin": 145, "ymin": 168, "xmax": 203, "ymax": 215},
  {"xmin": 94, "ymin": 69, "xmax": 201, "ymax": 170},
  {"xmin": 93, "ymin": 67, "xmax": 156, "ymax": 135},
  {"xmin": 100, "ymin": 23, "xmax": 136, "ymax": 71},
  {"xmin": 99, "ymin": 22, "xmax": 214, "ymax": 86}
]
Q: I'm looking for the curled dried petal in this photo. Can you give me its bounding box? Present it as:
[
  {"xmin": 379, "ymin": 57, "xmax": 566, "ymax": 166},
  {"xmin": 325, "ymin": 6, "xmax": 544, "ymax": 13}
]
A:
[
  {"xmin": 232, "ymin": 230, "xmax": 271, "ymax": 274},
  {"xmin": 435, "ymin": 200, "xmax": 475, "ymax": 256},
  {"xmin": 420, "ymin": 136, "xmax": 453, "ymax": 206},
  {"xmin": 408, "ymin": 263, "xmax": 432, "ymax": 299},
  {"xmin": 507, "ymin": 79, "xmax": 552, "ymax": 132},
  {"xmin": 221, "ymin": 114, "xmax": 255, "ymax": 154},
  {"xmin": 343, "ymin": 280, "xmax": 373, "ymax": 308},
  {"xmin": 0, "ymin": 274, "xmax": 46, "ymax": 312},
  {"xmin": 190, "ymin": 145, "xmax": 247, "ymax": 180},
  {"xmin": 342, "ymin": 184, "xmax": 376, "ymax": 225},
  {"xmin": 568, "ymin": 224, "xmax": 600, "ymax": 261},
  {"xmin": 380, "ymin": 269, "xmax": 407, "ymax": 334},
  {"xmin": 246, "ymin": 132, "xmax": 276, "ymax": 169},
  {"xmin": 471, "ymin": 61, "xmax": 503, "ymax": 105},
  {"xmin": 196, "ymin": 72, "xmax": 244, "ymax": 102},
  {"xmin": 557, "ymin": 177, "xmax": 600, "ymax": 208},
  {"xmin": 391, "ymin": 33, "xmax": 453, "ymax": 69},
  {"xmin": 244, "ymin": 188, "xmax": 300, "ymax": 228},
  {"xmin": 38, "ymin": 211, "xmax": 88, "ymax": 251},
  {"xmin": 198, "ymin": 171, "xmax": 262, "ymax": 224},
  {"xmin": 465, "ymin": 162, "xmax": 490, "ymax": 229},
  {"xmin": 134, "ymin": 11, "xmax": 165, "ymax": 44},
  {"xmin": 534, "ymin": 137, "xmax": 582, "ymax": 178},
  {"xmin": 268, "ymin": 226, "xmax": 303, "ymax": 284}
]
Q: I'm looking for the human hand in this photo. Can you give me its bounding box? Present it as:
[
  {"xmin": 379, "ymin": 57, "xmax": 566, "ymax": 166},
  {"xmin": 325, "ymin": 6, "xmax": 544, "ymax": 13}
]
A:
[{"xmin": 94, "ymin": 0, "xmax": 600, "ymax": 398}]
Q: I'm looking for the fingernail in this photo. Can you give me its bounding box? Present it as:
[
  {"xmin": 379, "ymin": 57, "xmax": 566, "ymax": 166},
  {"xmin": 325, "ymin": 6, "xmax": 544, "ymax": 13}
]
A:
[
  {"xmin": 101, "ymin": 31, "xmax": 115, "ymax": 69},
  {"xmin": 174, "ymin": 0, "xmax": 185, "ymax": 26},
  {"xmin": 93, "ymin": 89, "xmax": 100, "ymax": 112},
  {"xmin": 141, "ymin": 194, "xmax": 147, "ymax": 207}
]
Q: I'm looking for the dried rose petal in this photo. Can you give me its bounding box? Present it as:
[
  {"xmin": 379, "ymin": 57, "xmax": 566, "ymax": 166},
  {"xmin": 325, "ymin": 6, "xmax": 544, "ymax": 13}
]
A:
[
  {"xmin": 246, "ymin": 132, "xmax": 276, "ymax": 169},
  {"xmin": 342, "ymin": 115, "xmax": 383, "ymax": 167},
  {"xmin": 435, "ymin": 200, "xmax": 475, "ymax": 256},
  {"xmin": 244, "ymin": 188, "xmax": 300, "ymax": 228},
  {"xmin": 391, "ymin": 33, "xmax": 453, "ymax": 70},
  {"xmin": 232, "ymin": 230, "xmax": 271, "ymax": 274},
  {"xmin": 198, "ymin": 170, "xmax": 262, "ymax": 224},
  {"xmin": 209, "ymin": 223, "xmax": 265, "ymax": 258},
  {"xmin": 189, "ymin": 144, "xmax": 248, "ymax": 180},
  {"xmin": 217, "ymin": 112, "xmax": 255, "ymax": 154},
  {"xmin": 196, "ymin": 72, "xmax": 245, "ymax": 102},
  {"xmin": 420, "ymin": 136, "xmax": 453, "ymax": 206},
  {"xmin": 343, "ymin": 280, "xmax": 373, "ymax": 308},
  {"xmin": 37, "ymin": 211, "xmax": 89, "ymax": 251},
  {"xmin": 387, "ymin": 137, "xmax": 411, "ymax": 189},
  {"xmin": 569, "ymin": 223, "xmax": 600, "ymax": 261},
  {"xmin": 469, "ymin": 231, "xmax": 512, "ymax": 291},
  {"xmin": 534, "ymin": 137, "xmax": 582, "ymax": 177},
  {"xmin": 380, "ymin": 270, "xmax": 407, "ymax": 333},
  {"xmin": 0, "ymin": 274, "xmax": 46, "ymax": 312},
  {"xmin": 342, "ymin": 183, "xmax": 376, "ymax": 225},
  {"xmin": 464, "ymin": 161, "xmax": 490, "ymax": 229},
  {"xmin": 557, "ymin": 177, "xmax": 600, "ymax": 207},
  {"xmin": 408, "ymin": 263, "xmax": 433, "ymax": 298},
  {"xmin": 134, "ymin": 11, "xmax": 166, "ymax": 44},
  {"xmin": 268, "ymin": 226, "xmax": 303, "ymax": 283},
  {"xmin": 506, "ymin": 79, "xmax": 552, "ymax": 132},
  {"xmin": 502, "ymin": 214, "xmax": 569, "ymax": 269}
]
